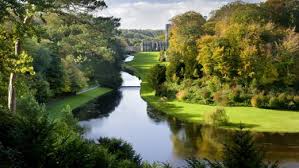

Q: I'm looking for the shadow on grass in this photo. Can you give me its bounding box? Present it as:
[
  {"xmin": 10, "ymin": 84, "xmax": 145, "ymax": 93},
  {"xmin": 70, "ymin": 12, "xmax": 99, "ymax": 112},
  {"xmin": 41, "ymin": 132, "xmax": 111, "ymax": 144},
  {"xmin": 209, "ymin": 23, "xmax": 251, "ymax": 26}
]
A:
[
  {"xmin": 143, "ymin": 94, "xmax": 204, "ymax": 122},
  {"xmin": 224, "ymin": 122, "xmax": 259, "ymax": 129},
  {"xmin": 144, "ymin": 95, "xmax": 183, "ymax": 112}
]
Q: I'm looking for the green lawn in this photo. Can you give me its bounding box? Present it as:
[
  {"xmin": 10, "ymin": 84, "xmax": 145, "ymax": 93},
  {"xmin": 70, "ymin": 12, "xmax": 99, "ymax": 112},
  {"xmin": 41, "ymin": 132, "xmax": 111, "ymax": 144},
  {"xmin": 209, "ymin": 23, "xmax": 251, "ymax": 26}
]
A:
[
  {"xmin": 127, "ymin": 52, "xmax": 299, "ymax": 133},
  {"xmin": 47, "ymin": 87, "xmax": 112, "ymax": 119}
]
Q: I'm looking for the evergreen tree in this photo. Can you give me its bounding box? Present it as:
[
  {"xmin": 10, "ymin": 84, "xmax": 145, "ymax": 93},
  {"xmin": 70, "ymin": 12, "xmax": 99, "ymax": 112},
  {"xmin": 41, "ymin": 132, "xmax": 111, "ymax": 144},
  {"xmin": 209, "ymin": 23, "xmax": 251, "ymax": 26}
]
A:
[{"xmin": 222, "ymin": 128, "xmax": 279, "ymax": 168}]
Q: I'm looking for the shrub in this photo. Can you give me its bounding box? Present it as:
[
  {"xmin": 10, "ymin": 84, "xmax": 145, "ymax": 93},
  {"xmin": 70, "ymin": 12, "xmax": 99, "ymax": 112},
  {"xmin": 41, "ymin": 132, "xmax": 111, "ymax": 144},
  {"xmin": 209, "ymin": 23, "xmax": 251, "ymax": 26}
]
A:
[
  {"xmin": 176, "ymin": 90, "xmax": 187, "ymax": 101},
  {"xmin": 228, "ymin": 85, "xmax": 251, "ymax": 104},
  {"xmin": 206, "ymin": 76, "xmax": 222, "ymax": 92},
  {"xmin": 228, "ymin": 87, "xmax": 242, "ymax": 103},
  {"xmin": 148, "ymin": 64, "xmax": 167, "ymax": 91},
  {"xmin": 31, "ymin": 75, "xmax": 52, "ymax": 103},
  {"xmin": 251, "ymin": 94, "xmax": 267, "ymax": 108},
  {"xmin": 277, "ymin": 93, "xmax": 288, "ymax": 108},
  {"xmin": 159, "ymin": 51, "xmax": 166, "ymax": 62},
  {"xmin": 0, "ymin": 104, "xmax": 143, "ymax": 168},
  {"xmin": 156, "ymin": 84, "xmax": 176, "ymax": 98},
  {"xmin": 213, "ymin": 91, "xmax": 229, "ymax": 106},
  {"xmin": 198, "ymin": 88, "xmax": 212, "ymax": 104},
  {"xmin": 98, "ymin": 137, "xmax": 142, "ymax": 166},
  {"xmin": 204, "ymin": 108, "xmax": 229, "ymax": 126},
  {"xmin": 288, "ymin": 101, "xmax": 296, "ymax": 110},
  {"xmin": 294, "ymin": 96, "xmax": 299, "ymax": 107},
  {"xmin": 269, "ymin": 96, "xmax": 281, "ymax": 109}
]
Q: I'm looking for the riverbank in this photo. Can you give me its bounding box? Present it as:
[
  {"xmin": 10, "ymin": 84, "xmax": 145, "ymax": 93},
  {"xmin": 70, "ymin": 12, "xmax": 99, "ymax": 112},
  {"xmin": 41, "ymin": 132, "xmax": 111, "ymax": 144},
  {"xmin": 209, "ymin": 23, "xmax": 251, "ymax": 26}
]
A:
[
  {"xmin": 126, "ymin": 52, "xmax": 299, "ymax": 133},
  {"xmin": 47, "ymin": 87, "xmax": 112, "ymax": 119}
]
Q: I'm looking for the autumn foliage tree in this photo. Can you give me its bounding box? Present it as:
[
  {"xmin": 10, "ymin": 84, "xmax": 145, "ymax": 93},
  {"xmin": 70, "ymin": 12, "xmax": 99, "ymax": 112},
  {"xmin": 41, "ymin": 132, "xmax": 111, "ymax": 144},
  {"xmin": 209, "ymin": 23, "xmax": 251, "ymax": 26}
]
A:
[
  {"xmin": 167, "ymin": 11, "xmax": 206, "ymax": 81},
  {"xmin": 165, "ymin": 1, "xmax": 299, "ymax": 109}
]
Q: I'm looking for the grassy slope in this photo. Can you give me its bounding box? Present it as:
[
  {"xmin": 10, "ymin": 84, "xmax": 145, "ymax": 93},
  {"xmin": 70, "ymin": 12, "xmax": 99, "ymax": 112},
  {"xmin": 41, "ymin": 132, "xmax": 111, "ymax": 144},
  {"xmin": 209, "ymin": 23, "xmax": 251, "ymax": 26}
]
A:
[
  {"xmin": 127, "ymin": 52, "xmax": 299, "ymax": 133},
  {"xmin": 47, "ymin": 87, "xmax": 112, "ymax": 119}
]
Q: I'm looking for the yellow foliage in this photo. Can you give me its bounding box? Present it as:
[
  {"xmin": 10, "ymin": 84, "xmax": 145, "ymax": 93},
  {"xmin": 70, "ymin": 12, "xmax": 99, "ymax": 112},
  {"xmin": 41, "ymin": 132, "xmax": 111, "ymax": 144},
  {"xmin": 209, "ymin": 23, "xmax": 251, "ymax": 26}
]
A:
[{"xmin": 176, "ymin": 90, "xmax": 187, "ymax": 101}]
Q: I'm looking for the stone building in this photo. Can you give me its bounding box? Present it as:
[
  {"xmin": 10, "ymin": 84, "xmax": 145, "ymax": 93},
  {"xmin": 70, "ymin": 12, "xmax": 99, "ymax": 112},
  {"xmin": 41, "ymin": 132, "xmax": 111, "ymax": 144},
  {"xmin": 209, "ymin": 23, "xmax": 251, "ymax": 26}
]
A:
[
  {"xmin": 165, "ymin": 23, "xmax": 171, "ymax": 49},
  {"xmin": 140, "ymin": 41, "xmax": 167, "ymax": 52},
  {"xmin": 140, "ymin": 24, "xmax": 172, "ymax": 52}
]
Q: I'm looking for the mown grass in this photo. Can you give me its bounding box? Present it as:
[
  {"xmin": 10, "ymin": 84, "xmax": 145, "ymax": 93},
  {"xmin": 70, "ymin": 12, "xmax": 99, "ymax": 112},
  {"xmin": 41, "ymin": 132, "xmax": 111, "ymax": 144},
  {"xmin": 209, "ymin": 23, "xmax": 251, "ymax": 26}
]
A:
[
  {"xmin": 47, "ymin": 87, "xmax": 112, "ymax": 119},
  {"xmin": 127, "ymin": 52, "xmax": 299, "ymax": 133}
]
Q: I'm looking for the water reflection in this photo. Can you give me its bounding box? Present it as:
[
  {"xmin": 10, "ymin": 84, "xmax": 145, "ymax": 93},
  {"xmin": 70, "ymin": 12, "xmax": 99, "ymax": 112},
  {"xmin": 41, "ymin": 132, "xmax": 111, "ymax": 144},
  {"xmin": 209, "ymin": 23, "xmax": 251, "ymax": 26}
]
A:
[
  {"xmin": 148, "ymin": 106, "xmax": 299, "ymax": 163},
  {"xmin": 73, "ymin": 91, "xmax": 122, "ymax": 120},
  {"xmin": 74, "ymin": 72, "xmax": 299, "ymax": 167}
]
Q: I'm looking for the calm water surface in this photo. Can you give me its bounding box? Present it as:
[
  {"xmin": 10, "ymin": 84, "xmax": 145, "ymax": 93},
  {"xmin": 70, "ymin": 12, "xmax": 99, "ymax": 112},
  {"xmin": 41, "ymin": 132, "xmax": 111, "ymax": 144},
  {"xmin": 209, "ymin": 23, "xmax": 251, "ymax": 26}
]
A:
[{"xmin": 74, "ymin": 56, "xmax": 299, "ymax": 167}]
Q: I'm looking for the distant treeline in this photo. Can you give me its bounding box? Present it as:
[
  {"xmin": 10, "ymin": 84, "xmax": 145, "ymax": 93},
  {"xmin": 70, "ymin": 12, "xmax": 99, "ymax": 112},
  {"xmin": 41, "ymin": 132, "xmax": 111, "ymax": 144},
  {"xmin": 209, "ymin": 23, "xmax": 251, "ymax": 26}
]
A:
[{"xmin": 120, "ymin": 29, "xmax": 164, "ymax": 47}]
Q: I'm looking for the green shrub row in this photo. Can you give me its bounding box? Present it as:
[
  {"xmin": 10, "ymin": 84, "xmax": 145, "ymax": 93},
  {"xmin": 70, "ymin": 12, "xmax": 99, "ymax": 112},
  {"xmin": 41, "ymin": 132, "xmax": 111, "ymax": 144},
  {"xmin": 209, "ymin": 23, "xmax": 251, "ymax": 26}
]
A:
[
  {"xmin": 251, "ymin": 94, "xmax": 299, "ymax": 110},
  {"xmin": 162, "ymin": 77, "xmax": 299, "ymax": 110}
]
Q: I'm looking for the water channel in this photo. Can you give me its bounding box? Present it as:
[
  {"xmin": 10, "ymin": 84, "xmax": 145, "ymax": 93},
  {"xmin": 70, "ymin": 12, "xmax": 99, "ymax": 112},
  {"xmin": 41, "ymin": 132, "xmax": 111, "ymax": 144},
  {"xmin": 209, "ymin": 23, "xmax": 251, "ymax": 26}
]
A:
[{"xmin": 74, "ymin": 56, "xmax": 299, "ymax": 168}]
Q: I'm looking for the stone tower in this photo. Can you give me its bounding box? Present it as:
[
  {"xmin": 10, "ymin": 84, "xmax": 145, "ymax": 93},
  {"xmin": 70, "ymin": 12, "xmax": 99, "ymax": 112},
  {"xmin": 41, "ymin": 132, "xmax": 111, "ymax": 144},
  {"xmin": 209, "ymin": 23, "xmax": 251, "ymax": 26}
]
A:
[{"xmin": 165, "ymin": 24, "xmax": 171, "ymax": 49}]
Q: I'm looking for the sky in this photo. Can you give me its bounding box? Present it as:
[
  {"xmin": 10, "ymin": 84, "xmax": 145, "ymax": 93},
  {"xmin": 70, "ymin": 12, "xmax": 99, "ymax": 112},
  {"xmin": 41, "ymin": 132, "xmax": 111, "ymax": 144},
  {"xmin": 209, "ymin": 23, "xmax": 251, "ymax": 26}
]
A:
[{"xmin": 98, "ymin": 0, "xmax": 265, "ymax": 30}]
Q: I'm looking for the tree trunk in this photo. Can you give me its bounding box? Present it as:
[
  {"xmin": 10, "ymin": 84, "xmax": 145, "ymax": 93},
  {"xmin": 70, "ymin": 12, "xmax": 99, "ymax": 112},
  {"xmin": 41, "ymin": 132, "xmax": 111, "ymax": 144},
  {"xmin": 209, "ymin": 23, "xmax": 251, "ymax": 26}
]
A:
[
  {"xmin": 8, "ymin": 73, "xmax": 16, "ymax": 113},
  {"xmin": 8, "ymin": 39, "xmax": 20, "ymax": 113}
]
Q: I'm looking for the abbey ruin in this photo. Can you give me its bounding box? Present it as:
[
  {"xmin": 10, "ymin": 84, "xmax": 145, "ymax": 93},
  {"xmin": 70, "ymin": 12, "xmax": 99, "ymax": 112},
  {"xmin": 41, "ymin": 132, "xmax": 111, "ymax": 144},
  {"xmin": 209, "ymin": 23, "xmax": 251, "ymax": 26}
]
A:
[{"xmin": 140, "ymin": 24, "xmax": 171, "ymax": 52}]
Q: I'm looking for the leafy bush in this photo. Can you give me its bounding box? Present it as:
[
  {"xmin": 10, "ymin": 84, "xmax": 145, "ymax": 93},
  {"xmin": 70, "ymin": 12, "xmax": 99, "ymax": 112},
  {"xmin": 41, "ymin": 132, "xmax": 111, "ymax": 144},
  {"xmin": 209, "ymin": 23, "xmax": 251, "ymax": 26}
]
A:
[
  {"xmin": 174, "ymin": 79, "xmax": 254, "ymax": 106},
  {"xmin": 176, "ymin": 90, "xmax": 188, "ymax": 101},
  {"xmin": 251, "ymin": 94, "xmax": 268, "ymax": 108},
  {"xmin": 204, "ymin": 108, "xmax": 229, "ymax": 126},
  {"xmin": 170, "ymin": 77, "xmax": 298, "ymax": 110},
  {"xmin": 98, "ymin": 137, "xmax": 142, "ymax": 166},
  {"xmin": 277, "ymin": 93, "xmax": 288, "ymax": 108},
  {"xmin": 97, "ymin": 72, "xmax": 123, "ymax": 89},
  {"xmin": 288, "ymin": 101, "xmax": 296, "ymax": 110},
  {"xmin": 148, "ymin": 64, "xmax": 167, "ymax": 92},
  {"xmin": 294, "ymin": 96, "xmax": 299, "ymax": 107},
  {"xmin": 31, "ymin": 75, "xmax": 53, "ymax": 103},
  {"xmin": 0, "ymin": 103, "xmax": 143, "ymax": 168},
  {"xmin": 268, "ymin": 96, "xmax": 281, "ymax": 109},
  {"xmin": 159, "ymin": 51, "xmax": 166, "ymax": 62},
  {"xmin": 205, "ymin": 76, "xmax": 222, "ymax": 93},
  {"xmin": 61, "ymin": 55, "xmax": 88, "ymax": 94},
  {"xmin": 197, "ymin": 88, "xmax": 213, "ymax": 104},
  {"xmin": 228, "ymin": 85, "xmax": 251, "ymax": 104},
  {"xmin": 213, "ymin": 91, "xmax": 230, "ymax": 106},
  {"xmin": 155, "ymin": 84, "xmax": 176, "ymax": 98}
]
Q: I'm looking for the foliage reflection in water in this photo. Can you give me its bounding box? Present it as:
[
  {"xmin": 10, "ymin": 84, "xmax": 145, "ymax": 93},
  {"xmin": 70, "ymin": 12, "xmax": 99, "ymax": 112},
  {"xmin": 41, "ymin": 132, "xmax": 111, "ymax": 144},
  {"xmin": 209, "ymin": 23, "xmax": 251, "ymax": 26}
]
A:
[{"xmin": 74, "ymin": 72, "xmax": 299, "ymax": 168}]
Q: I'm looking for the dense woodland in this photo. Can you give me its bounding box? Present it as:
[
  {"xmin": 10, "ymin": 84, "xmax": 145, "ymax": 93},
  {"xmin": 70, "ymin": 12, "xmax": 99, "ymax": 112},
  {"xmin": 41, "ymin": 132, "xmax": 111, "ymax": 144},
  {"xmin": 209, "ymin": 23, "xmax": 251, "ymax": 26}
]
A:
[
  {"xmin": 0, "ymin": 0, "xmax": 124, "ymax": 107},
  {"xmin": 0, "ymin": 0, "xmax": 135, "ymax": 167},
  {"xmin": 150, "ymin": 0, "xmax": 299, "ymax": 110}
]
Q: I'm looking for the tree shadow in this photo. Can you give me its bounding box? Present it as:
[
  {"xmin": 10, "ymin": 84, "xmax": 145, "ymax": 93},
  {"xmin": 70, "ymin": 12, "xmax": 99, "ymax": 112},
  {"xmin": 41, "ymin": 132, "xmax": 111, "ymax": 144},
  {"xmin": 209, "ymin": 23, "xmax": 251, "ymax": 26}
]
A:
[{"xmin": 223, "ymin": 122, "xmax": 259, "ymax": 129}]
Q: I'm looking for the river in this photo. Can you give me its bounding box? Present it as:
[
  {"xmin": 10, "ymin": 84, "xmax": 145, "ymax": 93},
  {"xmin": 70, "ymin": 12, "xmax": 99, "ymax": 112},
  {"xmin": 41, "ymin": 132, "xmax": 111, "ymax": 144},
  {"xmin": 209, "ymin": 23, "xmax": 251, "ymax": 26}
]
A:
[{"xmin": 74, "ymin": 56, "xmax": 299, "ymax": 167}]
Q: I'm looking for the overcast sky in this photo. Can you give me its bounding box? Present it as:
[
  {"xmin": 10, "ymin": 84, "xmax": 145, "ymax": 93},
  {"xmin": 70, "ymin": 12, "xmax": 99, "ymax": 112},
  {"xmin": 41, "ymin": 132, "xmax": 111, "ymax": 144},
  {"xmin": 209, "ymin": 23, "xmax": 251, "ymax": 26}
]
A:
[{"xmin": 98, "ymin": 0, "xmax": 265, "ymax": 30}]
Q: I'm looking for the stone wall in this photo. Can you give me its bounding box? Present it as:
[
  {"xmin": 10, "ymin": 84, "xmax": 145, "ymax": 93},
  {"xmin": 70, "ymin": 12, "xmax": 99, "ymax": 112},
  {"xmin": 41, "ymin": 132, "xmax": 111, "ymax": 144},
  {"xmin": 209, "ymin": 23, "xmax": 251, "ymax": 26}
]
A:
[{"xmin": 140, "ymin": 41, "xmax": 167, "ymax": 52}]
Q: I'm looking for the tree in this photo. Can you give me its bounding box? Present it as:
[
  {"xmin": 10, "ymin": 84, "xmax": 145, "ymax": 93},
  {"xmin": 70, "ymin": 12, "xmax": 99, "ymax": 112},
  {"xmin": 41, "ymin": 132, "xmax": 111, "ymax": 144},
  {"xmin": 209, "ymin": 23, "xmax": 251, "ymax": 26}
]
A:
[
  {"xmin": 264, "ymin": 0, "xmax": 299, "ymax": 32},
  {"xmin": 210, "ymin": 1, "xmax": 268, "ymax": 24},
  {"xmin": 1, "ymin": 0, "xmax": 107, "ymax": 112},
  {"xmin": 275, "ymin": 30, "xmax": 299, "ymax": 87},
  {"xmin": 61, "ymin": 55, "xmax": 88, "ymax": 94},
  {"xmin": 0, "ymin": 99, "xmax": 143, "ymax": 167},
  {"xmin": 197, "ymin": 21, "xmax": 291, "ymax": 88},
  {"xmin": 221, "ymin": 128, "xmax": 279, "ymax": 168},
  {"xmin": 43, "ymin": 13, "xmax": 123, "ymax": 89},
  {"xmin": 168, "ymin": 11, "xmax": 206, "ymax": 80},
  {"xmin": 148, "ymin": 64, "xmax": 167, "ymax": 91}
]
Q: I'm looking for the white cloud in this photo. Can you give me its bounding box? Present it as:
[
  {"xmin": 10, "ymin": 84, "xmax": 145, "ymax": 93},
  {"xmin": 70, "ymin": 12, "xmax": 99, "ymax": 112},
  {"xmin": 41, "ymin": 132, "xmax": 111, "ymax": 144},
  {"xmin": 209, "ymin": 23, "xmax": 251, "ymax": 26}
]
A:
[{"xmin": 97, "ymin": 0, "xmax": 265, "ymax": 29}]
